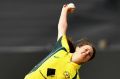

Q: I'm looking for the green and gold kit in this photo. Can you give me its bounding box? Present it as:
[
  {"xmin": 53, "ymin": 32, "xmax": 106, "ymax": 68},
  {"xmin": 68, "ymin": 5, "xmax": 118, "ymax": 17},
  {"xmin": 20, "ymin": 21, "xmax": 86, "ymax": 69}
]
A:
[{"xmin": 24, "ymin": 35, "xmax": 81, "ymax": 79}]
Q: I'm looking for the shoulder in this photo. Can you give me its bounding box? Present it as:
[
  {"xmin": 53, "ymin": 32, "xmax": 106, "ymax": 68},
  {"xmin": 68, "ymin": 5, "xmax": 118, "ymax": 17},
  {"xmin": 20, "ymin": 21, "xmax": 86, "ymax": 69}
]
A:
[{"xmin": 57, "ymin": 34, "xmax": 75, "ymax": 53}]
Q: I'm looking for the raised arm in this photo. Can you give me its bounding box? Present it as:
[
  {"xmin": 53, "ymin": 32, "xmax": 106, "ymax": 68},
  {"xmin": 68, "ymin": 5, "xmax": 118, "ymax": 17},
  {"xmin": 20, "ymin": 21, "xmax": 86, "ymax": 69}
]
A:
[{"xmin": 57, "ymin": 3, "xmax": 75, "ymax": 40}]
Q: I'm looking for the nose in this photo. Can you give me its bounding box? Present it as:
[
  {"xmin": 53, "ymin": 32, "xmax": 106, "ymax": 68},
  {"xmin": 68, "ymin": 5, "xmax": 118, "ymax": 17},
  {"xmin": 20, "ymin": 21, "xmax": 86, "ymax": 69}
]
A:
[{"xmin": 85, "ymin": 49, "xmax": 90, "ymax": 55}]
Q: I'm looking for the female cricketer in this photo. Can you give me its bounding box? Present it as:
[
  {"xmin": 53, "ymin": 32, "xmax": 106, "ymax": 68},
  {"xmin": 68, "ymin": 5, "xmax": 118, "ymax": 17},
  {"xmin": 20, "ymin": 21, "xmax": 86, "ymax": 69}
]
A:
[{"xmin": 24, "ymin": 3, "xmax": 96, "ymax": 79}]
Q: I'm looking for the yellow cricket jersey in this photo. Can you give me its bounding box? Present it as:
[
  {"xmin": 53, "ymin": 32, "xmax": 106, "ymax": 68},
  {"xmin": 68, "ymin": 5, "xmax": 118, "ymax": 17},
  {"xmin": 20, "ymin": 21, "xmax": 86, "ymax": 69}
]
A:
[{"xmin": 24, "ymin": 35, "xmax": 81, "ymax": 79}]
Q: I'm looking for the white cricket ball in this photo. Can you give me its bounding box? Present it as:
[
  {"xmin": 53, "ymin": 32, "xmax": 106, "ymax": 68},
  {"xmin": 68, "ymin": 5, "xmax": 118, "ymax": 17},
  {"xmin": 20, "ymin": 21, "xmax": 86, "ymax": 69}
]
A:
[{"xmin": 67, "ymin": 3, "xmax": 75, "ymax": 9}]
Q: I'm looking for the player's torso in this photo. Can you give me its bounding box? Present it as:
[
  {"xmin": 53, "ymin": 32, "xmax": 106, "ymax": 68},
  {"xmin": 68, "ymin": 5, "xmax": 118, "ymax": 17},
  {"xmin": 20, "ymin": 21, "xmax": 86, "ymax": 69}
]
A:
[{"xmin": 25, "ymin": 50, "xmax": 72, "ymax": 79}]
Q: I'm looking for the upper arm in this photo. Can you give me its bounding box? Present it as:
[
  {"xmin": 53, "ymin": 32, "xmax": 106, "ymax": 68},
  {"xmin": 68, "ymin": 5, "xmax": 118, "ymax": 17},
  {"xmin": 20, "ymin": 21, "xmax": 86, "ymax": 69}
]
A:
[
  {"xmin": 57, "ymin": 34, "xmax": 75, "ymax": 53},
  {"xmin": 57, "ymin": 24, "xmax": 67, "ymax": 41},
  {"xmin": 57, "ymin": 35, "xmax": 70, "ymax": 52}
]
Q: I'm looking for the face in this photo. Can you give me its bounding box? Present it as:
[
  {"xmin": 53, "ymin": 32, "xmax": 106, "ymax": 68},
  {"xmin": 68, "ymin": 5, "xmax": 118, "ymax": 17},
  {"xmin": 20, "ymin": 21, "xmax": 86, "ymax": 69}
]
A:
[{"xmin": 72, "ymin": 45, "xmax": 94, "ymax": 64}]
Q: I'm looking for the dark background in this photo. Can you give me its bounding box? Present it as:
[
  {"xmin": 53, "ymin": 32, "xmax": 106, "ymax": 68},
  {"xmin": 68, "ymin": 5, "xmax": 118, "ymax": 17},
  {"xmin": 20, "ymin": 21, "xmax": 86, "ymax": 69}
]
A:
[{"xmin": 0, "ymin": 0, "xmax": 120, "ymax": 79}]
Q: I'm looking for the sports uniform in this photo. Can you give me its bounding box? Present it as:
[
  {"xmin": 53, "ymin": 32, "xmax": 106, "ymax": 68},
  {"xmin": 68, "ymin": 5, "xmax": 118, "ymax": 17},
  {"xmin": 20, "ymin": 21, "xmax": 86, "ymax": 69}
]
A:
[{"xmin": 24, "ymin": 34, "xmax": 81, "ymax": 79}]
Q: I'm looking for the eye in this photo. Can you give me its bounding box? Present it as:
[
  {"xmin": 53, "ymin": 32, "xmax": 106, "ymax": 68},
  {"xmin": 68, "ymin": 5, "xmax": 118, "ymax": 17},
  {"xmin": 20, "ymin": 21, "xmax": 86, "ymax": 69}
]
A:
[{"xmin": 89, "ymin": 52, "xmax": 93, "ymax": 56}]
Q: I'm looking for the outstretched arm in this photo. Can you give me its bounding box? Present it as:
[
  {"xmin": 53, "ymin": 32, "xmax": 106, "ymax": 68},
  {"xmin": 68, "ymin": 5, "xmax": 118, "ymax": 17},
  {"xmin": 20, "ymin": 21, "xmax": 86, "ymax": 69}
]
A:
[{"xmin": 57, "ymin": 3, "xmax": 75, "ymax": 40}]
